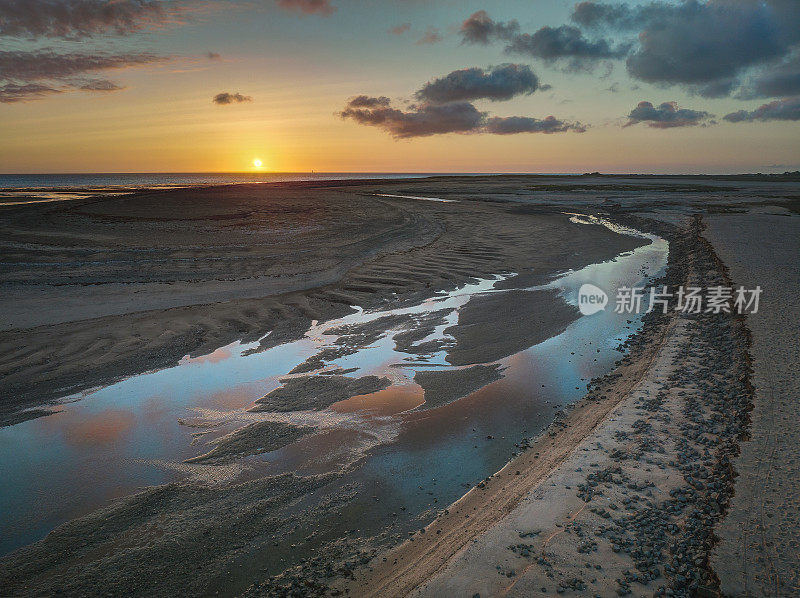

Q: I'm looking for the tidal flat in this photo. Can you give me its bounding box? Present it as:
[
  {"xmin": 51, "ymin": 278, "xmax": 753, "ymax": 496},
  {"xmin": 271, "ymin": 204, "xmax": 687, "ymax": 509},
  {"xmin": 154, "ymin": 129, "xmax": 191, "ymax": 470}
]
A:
[{"xmin": 0, "ymin": 174, "xmax": 798, "ymax": 597}]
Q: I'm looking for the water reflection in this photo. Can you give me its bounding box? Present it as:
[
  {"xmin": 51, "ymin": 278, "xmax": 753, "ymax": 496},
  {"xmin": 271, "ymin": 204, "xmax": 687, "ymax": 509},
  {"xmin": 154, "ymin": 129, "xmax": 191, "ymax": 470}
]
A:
[{"xmin": 0, "ymin": 214, "xmax": 667, "ymax": 559}]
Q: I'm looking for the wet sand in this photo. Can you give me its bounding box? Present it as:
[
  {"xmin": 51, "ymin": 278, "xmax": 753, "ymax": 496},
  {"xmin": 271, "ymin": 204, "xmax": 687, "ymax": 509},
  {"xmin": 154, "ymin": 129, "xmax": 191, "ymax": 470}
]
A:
[
  {"xmin": 341, "ymin": 216, "xmax": 759, "ymax": 598},
  {"xmin": 1, "ymin": 175, "xmax": 798, "ymax": 597},
  {"xmin": 0, "ymin": 179, "xmax": 643, "ymax": 427}
]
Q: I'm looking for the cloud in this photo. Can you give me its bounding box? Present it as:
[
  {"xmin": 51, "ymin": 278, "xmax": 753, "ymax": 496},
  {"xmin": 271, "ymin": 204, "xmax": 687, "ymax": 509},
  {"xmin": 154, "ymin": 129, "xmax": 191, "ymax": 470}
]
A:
[
  {"xmin": 340, "ymin": 97, "xmax": 485, "ymax": 138},
  {"xmin": 346, "ymin": 95, "xmax": 390, "ymax": 108},
  {"xmin": 417, "ymin": 27, "xmax": 442, "ymax": 45},
  {"xmin": 625, "ymin": 100, "xmax": 712, "ymax": 128},
  {"xmin": 213, "ymin": 92, "xmax": 252, "ymax": 104},
  {"xmin": 0, "ymin": 81, "xmax": 62, "ymax": 103},
  {"xmin": 458, "ymin": 11, "xmax": 626, "ymax": 69},
  {"xmin": 415, "ymin": 64, "xmax": 539, "ymax": 104},
  {"xmin": 0, "ymin": 0, "xmax": 185, "ymax": 39},
  {"xmin": 340, "ymin": 95, "xmax": 585, "ymax": 138},
  {"xmin": 78, "ymin": 78, "xmax": 124, "ymax": 92},
  {"xmin": 571, "ymin": 1, "xmax": 636, "ymax": 29},
  {"xmin": 0, "ymin": 49, "xmax": 162, "ymax": 101},
  {"xmin": 570, "ymin": 1, "xmax": 800, "ymax": 96},
  {"xmin": 276, "ymin": 0, "xmax": 335, "ymax": 16},
  {"xmin": 723, "ymin": 96, "xmax": 800, "ymax": 122},
  {"xmin": 459, "ymin": 10, "xmax": 518, "ymax": 45},
  {"xmin": 484, "ymin": 115, "xmax": 586, "ymax": 134},
  {"xmin": 506, "ymin": 25, "xmax": 629, "ymax": 63},
  {"xmin": 389, "ymin": 23, "xmax": 410, "ymax": 36},
  {"xmin": 737, "ymin": 52, "xmax": 800, "ymax": 99},
  {"xmin": 0, "ymin": 49, "xmax": 164, "ymax": 82}
]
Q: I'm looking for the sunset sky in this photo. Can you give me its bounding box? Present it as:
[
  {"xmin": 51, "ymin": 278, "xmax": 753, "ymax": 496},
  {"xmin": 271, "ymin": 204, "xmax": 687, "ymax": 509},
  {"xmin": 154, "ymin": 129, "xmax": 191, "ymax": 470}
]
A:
[{"xmin": 1, "ymin": 0, "xmax": 799, "ymax": 174}]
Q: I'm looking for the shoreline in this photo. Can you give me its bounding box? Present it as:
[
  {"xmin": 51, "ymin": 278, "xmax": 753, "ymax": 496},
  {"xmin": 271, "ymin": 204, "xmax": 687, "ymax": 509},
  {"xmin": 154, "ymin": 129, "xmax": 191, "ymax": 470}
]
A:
[
  {"xmin": 1, "ymin": 176, "xmax": 795, "ymax": 597},
  {"xmin": 332, "ymin": 214, "xmax": 688, "ymax": 598},
  {"xmin": 0, "ymin": 182, "xmax": 643, "ymax": 427},
  {"xmin": 0, "ymin": 186, "xmax": 653, "ymax": 593},
  {"xmin": 336, "ymin": 214, "xmax": 757, "ymax": 598}
]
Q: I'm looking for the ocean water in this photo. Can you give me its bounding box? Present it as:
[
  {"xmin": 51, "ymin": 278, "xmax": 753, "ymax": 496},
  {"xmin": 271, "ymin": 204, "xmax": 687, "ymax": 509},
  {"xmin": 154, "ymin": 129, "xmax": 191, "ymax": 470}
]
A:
[
  {"xmin": 0, "ymin": 172, "xmax": 491, "ymax": 205},
  {"xmin": 0, "ymin": 172, "xmax": 456, "ymax": 189}
]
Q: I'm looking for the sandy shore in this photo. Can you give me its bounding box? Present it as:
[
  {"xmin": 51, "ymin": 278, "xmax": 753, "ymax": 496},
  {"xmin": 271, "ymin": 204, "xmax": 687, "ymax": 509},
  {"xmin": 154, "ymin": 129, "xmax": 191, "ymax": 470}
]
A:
[
  {"xmin": 339, "ymin": 216, "xmax": 758, "ymax": 598},
  {"xmin": 0, "ymin": 179, "xmax": 642, "ymax": 427},
  {"xmin": 1, "ymin": 175, "xmax": 797, "ymax": 597},
  {"xmin": 705, "ymin": 213, "xmax": 800, "ymax": 597}
]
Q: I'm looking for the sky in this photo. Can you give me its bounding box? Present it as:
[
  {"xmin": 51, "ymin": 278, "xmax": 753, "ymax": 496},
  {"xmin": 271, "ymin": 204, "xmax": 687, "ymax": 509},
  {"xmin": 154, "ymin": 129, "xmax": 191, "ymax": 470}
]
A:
[{"xmin": 1, "ymin": 0, "xmax": 799, "ymax": 174}]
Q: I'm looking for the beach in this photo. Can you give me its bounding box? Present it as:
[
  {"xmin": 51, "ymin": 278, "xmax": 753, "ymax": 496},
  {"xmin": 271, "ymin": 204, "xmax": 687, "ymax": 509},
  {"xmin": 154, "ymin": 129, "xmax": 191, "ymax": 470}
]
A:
[{"xmin": 0, "ymin": 175, "xmax": 798, "ymax": 597}]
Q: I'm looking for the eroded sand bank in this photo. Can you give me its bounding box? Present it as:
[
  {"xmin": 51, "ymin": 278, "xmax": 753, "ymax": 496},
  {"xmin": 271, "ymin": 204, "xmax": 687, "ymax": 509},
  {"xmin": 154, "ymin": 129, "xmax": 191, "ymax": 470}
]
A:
[{"xmin": 340, "ymin": 217, "xmax": 756, "ymax": 598}]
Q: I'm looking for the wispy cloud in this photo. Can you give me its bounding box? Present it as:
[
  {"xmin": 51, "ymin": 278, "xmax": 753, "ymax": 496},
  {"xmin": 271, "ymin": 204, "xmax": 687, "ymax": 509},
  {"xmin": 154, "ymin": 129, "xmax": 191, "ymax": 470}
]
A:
[
  {"xmin": 0, "ymin": 0, "xmax": 187, "ymax": 39},
  {"xmin": 213, "ymin": 91, "xmax": 252, "ymax": 104},
  {"xmin": 78, "ymin": 78, "xmax": 125, "ymax": 92},
  {"xmin": 0, "ymin": 81, "xmax": 61, "ymax": 103},
  {"xmin": 0, "ymin": 49, "xmax": 165, "ymax": 101},
  {"xmin": 276, "ymin": 0, "xmax": 335, "ymax": 16},
  {"xmin": 389, "ymin": 23, "xmax": 410, "ymax": 36},
  {"xmin": 417, "ymin": 27, "xmax": 442, "ymax": 45},
  {"xmin": 0, "ymin": 49, "xmax": 164, "ymax": 81}
]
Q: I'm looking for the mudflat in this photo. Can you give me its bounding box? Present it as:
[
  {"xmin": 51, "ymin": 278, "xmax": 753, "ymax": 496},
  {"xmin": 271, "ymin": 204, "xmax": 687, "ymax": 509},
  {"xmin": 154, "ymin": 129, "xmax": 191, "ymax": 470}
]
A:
[
  {"xmin": 0, "ymin": 178, "xmax": 644, "ymax": 426},
  {"xmin": 1, "ymin": 174, "xmax": 798, "ymax": 598}
]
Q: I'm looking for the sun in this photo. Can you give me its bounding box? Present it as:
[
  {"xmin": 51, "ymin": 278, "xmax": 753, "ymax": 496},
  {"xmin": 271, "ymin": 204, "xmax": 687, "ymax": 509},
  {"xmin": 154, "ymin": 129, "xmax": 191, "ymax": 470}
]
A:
[{"xmin": 252, "ymin": 159, "xmax": 263, "ymax": 169}]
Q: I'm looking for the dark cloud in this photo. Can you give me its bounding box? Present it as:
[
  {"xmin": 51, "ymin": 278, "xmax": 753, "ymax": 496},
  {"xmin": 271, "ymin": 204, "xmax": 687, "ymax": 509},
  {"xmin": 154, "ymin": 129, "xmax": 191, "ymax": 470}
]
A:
[
  {"xmin": 571, "ymin": 1, "xmax": 634, "ymax": 29},
  {"xmin": 506, "ymin": 25, "xmax": 629, "ymax": 63},
  {"xmin": 625, "ymin": 100, "xmax": 712, "ymax": 128},
  {"xmin": 346, "ymin": 95, "xmax": 390, "ymax": 108},
  {"xmin": 737, "ymin": 53, "xmax": 800, "ymax": 99},
  {"xmin": 276, "ymin": 0, "xmax": 335, "ymax": 16},
  {"xmin": 340, "ymin": 95, "xmax": 585, "ymax": 138},
  {"xmin": 459, "ymin": 11, "xmax": 626, "ymax": 69},
  {"xmin": 724, "ymin": 96, "xmax": 800, "ymax": 122},
  {"xmin": 0, "ymin": 81, "xmax": 61, "ymax": 102},
  {"xmin": 484, "ymin": 115, "xmax": 586, "ymax": 134},
  {"xmin": 459, "ymin": 10, "xmax": 518, "ymax": 45},
  {"xmin": 78, "ymin": 78, "xmax": 124, "ymax": 92},
  {"xmin": 389, "ymin": 23, "xmax": 410, "ymax": 35},
  {"xmin": 693, "ymin": 78, "xmax": 738, "ymax": 99},
  {"xmin": 570, "ymin": 1, "xmax": 800, "ymax": 96},
  {"xmin": 213, "ymin": 92, "xmax": 252, "ymax": 105},
  {"xmin": 0, "ymin": 49, "xmax": 164, "ymax": 82},
  {"xmin": 340, "ymin": 97, "xmax": 485, "ymax": 138},
  {"xmin": 416, "ymin": 64, "xmax": 539, "ymax": 104},
  {"xmin": 571, "ymin": 1, "xmax": 674, "ymax": 30},
  {"xmin": 417, "ymin": 27, "xmax": 442, "ymax": 45},
  {"xmin": 0, "ymin": 0, "xmax": 183, "ymax": 39}
]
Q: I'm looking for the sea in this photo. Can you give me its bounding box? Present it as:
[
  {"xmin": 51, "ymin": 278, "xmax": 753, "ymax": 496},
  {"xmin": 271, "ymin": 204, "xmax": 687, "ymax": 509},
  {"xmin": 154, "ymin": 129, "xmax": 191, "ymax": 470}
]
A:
[{"xmin": 0, "ymin": 172, "xmax": 504, "ymax": 206}]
